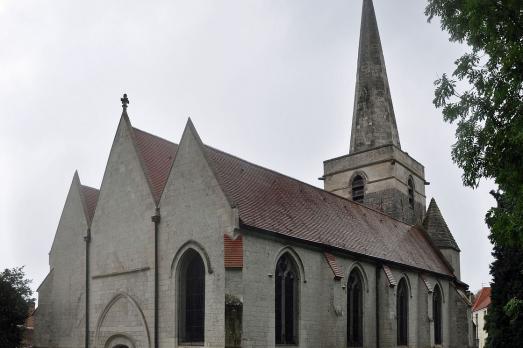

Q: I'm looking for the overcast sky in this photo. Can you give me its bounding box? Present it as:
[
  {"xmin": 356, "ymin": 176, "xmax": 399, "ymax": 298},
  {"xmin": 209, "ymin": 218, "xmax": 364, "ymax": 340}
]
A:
[{"xmin": 0, "ymin": 0, "xmax": 494, "ymax": 297}]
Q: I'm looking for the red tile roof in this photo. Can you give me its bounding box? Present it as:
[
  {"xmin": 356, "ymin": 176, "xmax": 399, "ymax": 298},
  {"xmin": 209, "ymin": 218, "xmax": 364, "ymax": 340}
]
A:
[
  {"xmin": 472, "ymin": 287, "xmax": 491, "ymax": 312},
  {"xmin": 224, "ymin": 234, "xmax": 243, "ymax": 268},
  {"xmin": 324, "ymin": 252, "xmax": 343, "ymax": 280},
  {"xmin": 80, "ymin": 185, "xmax": 99, "ymax": 223},
  {"xmin": 128, "ymin": 126, "xmax": 452, "ymax": 277},
  {"xmin": 132, "ymin": 127, "xmax": 178, "ymax": 203}
]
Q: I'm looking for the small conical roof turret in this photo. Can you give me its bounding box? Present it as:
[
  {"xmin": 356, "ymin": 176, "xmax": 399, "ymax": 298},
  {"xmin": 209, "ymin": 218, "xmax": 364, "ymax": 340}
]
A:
[
  {"xmin": 423, "ymin": 198, "xmax": 460, "ymax": 251},
  {"xmin": 349, "ymin": 0, "xmax": 401, "ymax": 153}
]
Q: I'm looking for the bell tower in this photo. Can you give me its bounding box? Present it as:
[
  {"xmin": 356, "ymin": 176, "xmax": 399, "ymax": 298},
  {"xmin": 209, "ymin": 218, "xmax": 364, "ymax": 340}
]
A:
[{"xmin": 322, "ymin": 0, "xmax": 426, "ymax": 225}]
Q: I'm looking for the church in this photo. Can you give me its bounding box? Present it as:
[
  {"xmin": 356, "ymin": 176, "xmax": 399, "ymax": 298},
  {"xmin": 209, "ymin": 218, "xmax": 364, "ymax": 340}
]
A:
[{"xmin": 33, "ymin": 1, "xmax": 474, "ymax": 347}]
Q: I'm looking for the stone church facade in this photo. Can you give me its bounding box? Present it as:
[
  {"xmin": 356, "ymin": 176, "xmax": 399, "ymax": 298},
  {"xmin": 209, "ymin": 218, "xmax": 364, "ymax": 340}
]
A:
[{"xmin": 33, "ymin": 1, "xmax": 474, "ymax": 347}]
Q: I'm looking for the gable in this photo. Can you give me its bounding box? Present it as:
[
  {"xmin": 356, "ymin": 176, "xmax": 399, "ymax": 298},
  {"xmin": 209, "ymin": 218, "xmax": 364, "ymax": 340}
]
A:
[
  {"xmin": 93, "ymin": 115, "xmax": 156, "ymax": 219},
  {"xmin": 159, "ymin": 119, "xmax": 231, "ymax": 211},
  {"xmin": 49, "ymin": 172, "xmax": 90, "ymax": 261},
  {"xmin": 89, "ymin": 116, "xmax": 158, "ymax": 274}
]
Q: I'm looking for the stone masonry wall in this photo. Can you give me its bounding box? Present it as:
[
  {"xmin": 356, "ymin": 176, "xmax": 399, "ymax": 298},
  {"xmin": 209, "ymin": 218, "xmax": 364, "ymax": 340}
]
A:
[
  {"xmin": 324, "ymin": 145, "xmax": 426, "ymax": 225},
  {"xmin": 240, "ymin": 230, "xmax": 459, "ymax": 348},
  {"xmin": 157, "ymin": 124, "xmax": 232, "ymax": 348},
  {"xmin": 34, "ymin": 175, "xmax": 88, "ymax": 348},
  {"xmin": 88, "ymin": 118, "xmax": 156, "ymax": 348}
]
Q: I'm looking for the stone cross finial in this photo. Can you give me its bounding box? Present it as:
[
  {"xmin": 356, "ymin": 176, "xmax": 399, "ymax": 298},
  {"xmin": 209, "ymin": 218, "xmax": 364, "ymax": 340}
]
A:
[{"xmin": 121, "ymin": 93, "xmax": 129, "ymax": 110}]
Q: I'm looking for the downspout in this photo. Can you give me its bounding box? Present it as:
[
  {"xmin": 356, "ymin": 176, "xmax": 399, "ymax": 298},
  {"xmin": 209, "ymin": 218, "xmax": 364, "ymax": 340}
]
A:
[
  {"xmin": 84, "ymin": 228, "xmax": 91, "ymax": 348},
  {"xmin": 151, "ymin": 208, "xmax": 161, "ymax": 348},
  {"xmin": 375, "ymin": 265, "xmax": 380, "ymax": 348}
]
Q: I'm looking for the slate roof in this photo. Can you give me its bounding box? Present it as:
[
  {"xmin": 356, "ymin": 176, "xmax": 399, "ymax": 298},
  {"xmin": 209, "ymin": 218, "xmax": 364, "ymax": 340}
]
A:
[
  {"xmin": 80, "ymin": 185, "xmax": 99, "ymax": 223},
  {"xmin": 472, "ymin": 287, "xmax": 491, "ymax": 312},
  {"xmin": 127, "ymin": 126, "xmax": 452, "ymax": 277},
  {"xmin": 423, "ymin": 198, "xmax": 460, "ymax": 251}
]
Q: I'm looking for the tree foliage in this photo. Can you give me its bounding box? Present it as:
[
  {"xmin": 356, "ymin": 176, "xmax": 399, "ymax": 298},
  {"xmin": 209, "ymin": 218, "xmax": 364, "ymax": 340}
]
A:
[
  {"xmin": 425, "ymin": 0, "xmax": 523, "ymax": 246},
  {"xmin": 0, "ymin": 267, "xmax": 34, "ymax": 348},
  {"xmin": 484, "ymin": 245, "xmax": 523, "ymax": 347},
  {"xmin": 425, "ymin": 1, "xmax": 523, "ymax": 347}
]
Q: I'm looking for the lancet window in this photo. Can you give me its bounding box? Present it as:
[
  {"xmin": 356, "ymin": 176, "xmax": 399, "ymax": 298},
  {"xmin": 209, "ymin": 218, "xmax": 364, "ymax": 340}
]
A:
[
  {"xmin": 347, "ymin": 269, "xmax": 364, "ymax": 347},
  {"xmin": 433, "ymin": 285, "xmax": 443, "ymax": 345},
  {"xmin": 275, "ymin": 253, "xmax": 299, "ymax": 345},
  {"xmin": 397, "ymin": 278, "xmax": 409, "ymax": 346},
  {"xmin": 178, "ymin": 249, "xmax": 205, "ymax": 345}
]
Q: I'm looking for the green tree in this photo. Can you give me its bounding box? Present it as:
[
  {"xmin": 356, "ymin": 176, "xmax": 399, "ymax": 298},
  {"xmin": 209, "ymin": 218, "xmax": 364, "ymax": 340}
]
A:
[
  {"xmin": 425, "ymin": 0, "xmax": 523, "ymax": 246},
  {"xmin": 425, "ymin": 1, "xmax": 523, "ymax": 347},
  {"xmin": 0, "ymin": 267, "xmax": 34, "ymax": 348},
  {"xmin": 484, "ymin": 245, "xmax": 523, "ymax": 347}
]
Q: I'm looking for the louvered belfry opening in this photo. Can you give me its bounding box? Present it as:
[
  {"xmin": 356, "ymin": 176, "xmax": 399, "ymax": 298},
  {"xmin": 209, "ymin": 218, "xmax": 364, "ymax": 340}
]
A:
[
  {"xmin": 408, "ymin": 177, "xmax": 415, "ymax": 209},
  {"xmin": 347, "ymin": 269, "xmax": 364, "ymax": 347},
  {"xmin": 397, "ymin": 279, "xmax": 409, "ymax": 345},
  {"xmin": 275, "ymin": 253, "xmax": 298, "ymax": 345},
  {"xmin": 179, "ymin": 249, "xmax": 205, "ymax": 345},
  {"xmin": 433, "ymin": 285, "xmax": 443, "ymax": 345},
  {"xmin": 351, "ymin": 175, "xmax": 365, "ymax": 203}
]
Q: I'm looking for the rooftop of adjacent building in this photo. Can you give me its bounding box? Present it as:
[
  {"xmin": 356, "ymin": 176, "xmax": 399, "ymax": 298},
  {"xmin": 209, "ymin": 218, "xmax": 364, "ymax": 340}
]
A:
[{"xmin": 472, "ymin": 287, "xmax": 491, "ymax": 312}]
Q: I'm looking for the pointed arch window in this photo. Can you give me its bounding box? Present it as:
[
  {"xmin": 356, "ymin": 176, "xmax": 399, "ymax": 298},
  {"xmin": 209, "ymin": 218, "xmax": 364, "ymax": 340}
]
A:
[
  {"xmin": 275, "ymin": 253, "xmax": 299, "ymax": 345},
  {"xmin": 178, "ymin": 249, "xmax": 205, "ymax": 345},
  {"xmin": 352, "ymin": 175, "xmax": 365, "ymax": 203},
  {"xmin": 347, "ymin": 269, "xmax": 363, "ymax": 347},
  {"xmin": 407, "ymin": 177, "xmax": 415, "ymax": 209},
  {"xmin": 397, "ymin": 278, "xmax": 409, "ymax": 346},
  {"xmin": 433, "ymin": 285, "xmax": 443, "ymax": 345}
]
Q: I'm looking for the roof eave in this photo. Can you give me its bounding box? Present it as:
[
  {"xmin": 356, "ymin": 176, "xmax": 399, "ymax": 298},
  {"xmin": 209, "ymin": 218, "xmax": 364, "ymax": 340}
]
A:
[{"xmin": 239, "ymin": 221, "xmax": 456, "ymax": 281}]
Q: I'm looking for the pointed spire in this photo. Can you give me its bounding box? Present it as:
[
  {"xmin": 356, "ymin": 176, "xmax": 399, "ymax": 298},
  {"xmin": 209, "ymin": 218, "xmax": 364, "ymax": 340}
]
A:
[
  {"xmin": 349, "ymin": 0, "xmax": 401, "ymax": 153},
  {"xmin": 423, "ymin": 198, "xmax": 460, "ymax": 251}
]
